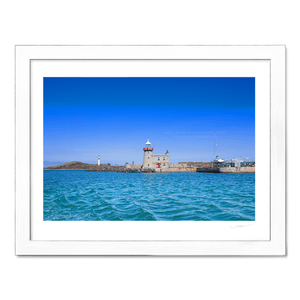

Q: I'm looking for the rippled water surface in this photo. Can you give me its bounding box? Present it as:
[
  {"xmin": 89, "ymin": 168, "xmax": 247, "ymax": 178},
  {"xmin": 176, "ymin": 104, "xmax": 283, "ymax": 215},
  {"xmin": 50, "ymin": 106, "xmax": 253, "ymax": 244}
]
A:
[{"xmin": 44, "ymin": 171, "xmax": 255, "ymax": 221}]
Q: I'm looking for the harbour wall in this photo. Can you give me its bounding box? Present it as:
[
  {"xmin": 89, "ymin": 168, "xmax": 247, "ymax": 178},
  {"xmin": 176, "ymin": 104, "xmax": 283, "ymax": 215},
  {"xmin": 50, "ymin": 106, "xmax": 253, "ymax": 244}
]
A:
[
  {"xmin": 179, "ymin": 161, "xmax": 212, "ymax": 168},
  {"xmin": 168, "ymin": 164, "xmax": 197, "ymax": 172},
  {"xmin": 196, "ymin": 166, "xmax": 255, "ymax": 173},
  {"xmin": 44, "ymin": 162, "xmax": 255, "ymax": 173},
  {"xmin": 124, "ymin": 163, "xmax": 197, "ymax": 172},
  {"xmin": 219, "ymin": 167, "xmax": 255, "ymax": 173},
  {"xmin": 125, "ymin": 163, "xmax": 197, "ymax": 172},
  {"xmin": 125, "ymin": 166, "xmax": 254, "ymax": 173},
  {"xmin": 125, "ymin": 164, "xmax": 143, "ymax": 169}
]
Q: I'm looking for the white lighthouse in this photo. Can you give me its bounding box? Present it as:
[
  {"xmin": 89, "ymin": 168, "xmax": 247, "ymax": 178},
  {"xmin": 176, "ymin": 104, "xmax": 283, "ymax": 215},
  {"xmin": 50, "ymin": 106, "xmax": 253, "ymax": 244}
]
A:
[
  {"xmin": 97, "ymin": 155, "xmax": 101, "ymax": 166},
  {"xmin": 143, "ymin": 139, "xmax": 154, "ymax": 168}
]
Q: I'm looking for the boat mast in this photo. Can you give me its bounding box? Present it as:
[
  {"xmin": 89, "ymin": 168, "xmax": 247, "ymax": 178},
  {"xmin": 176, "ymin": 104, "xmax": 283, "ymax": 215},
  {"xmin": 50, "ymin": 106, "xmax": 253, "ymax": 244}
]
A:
[{"xmin": 214, "ymin": 132, "xmax": 217, "ymax": 159}]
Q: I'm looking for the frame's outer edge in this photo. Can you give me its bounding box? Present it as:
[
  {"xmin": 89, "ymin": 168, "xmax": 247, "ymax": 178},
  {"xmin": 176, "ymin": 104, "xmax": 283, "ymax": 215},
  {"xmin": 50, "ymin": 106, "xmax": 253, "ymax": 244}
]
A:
[
  {"xmin": 15, "ymin": 45, "xmax": 286, "ymax": 255},
  {"xmin": 16, "ymin": 46, "xmax": 31, "ymax": 254},
  {"xmin": 270, "ymin": 46, "xmax": 286, "ymax": 255}
]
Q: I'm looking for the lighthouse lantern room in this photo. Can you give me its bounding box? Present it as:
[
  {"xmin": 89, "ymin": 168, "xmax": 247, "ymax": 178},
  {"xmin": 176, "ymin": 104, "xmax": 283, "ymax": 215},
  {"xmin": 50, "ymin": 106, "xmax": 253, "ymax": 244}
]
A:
[{"xmin": 143, "ymin": 139, "xmax": 153, "ymax": 151}]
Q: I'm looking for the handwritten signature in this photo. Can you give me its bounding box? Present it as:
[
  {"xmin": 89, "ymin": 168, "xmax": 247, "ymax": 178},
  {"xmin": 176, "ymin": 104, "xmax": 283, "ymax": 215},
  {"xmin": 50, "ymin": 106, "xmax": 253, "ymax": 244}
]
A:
[{"xmin": 230, "ymin": 224, "xmax": 252, "ymax": 229}]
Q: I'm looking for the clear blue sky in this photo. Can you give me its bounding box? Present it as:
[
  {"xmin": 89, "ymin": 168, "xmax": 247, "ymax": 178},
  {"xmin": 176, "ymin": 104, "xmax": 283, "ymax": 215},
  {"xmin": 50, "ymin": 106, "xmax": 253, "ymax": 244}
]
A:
[{"xmin": 44, "ymin": 77, "xmax": 255, "ymax": 165}]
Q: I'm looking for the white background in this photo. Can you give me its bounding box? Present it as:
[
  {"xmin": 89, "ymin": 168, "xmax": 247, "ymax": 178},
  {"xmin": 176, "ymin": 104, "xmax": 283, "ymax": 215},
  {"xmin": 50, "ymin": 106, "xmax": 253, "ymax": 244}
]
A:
[{"xmin": 0, "ymin": 1, "xmax": 297, "ymax": 300}]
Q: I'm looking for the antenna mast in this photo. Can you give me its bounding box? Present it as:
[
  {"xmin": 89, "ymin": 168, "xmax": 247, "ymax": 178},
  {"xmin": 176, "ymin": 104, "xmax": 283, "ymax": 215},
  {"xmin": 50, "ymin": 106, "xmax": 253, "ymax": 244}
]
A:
[{"xmin": 214, "ymin": 132, "xmax": 217, "ymax": 159}]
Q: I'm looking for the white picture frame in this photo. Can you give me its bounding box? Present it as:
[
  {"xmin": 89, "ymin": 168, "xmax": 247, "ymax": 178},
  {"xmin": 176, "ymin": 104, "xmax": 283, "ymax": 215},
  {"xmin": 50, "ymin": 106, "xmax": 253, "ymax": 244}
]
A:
[{"xmin": 15, "ymin": 45, "xmax": 286, "ymax": 255}]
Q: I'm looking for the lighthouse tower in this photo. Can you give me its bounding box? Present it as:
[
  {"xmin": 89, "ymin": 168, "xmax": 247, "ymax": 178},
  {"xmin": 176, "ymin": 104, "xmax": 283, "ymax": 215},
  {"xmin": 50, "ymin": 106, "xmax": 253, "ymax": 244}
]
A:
[
  {"xmin": 143, "ymin": 139, "xmax": 154, "ymax": 168},
  {"xmin": 97, "ymin": 155, "xmax": 101, "ymax": 166}
]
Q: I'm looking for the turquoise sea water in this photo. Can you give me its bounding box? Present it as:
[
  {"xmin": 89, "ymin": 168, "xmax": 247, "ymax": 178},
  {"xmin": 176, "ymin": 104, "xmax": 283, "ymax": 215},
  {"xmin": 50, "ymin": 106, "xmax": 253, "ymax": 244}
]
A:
[{"xmin": 43, "ymin": 171, "xmax": 255, "ymax": 221}]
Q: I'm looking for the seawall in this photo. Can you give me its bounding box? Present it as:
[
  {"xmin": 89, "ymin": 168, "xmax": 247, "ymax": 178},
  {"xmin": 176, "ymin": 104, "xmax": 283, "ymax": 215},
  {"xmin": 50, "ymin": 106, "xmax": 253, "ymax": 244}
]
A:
[
  {"xmin": 44, "ymin": 161, "xmax": 255, "ymax": 173},
  {"xmin": 219, "ymin": 167, "xmax": 255, "ymax": 173},
  {"xmin": 197, "ymin": 167, "xmax": 255, "ymax": 173}
]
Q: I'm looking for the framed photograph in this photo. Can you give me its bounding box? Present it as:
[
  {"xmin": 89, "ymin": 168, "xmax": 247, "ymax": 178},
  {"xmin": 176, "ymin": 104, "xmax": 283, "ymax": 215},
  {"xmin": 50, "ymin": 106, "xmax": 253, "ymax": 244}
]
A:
[{"xmin": 15, "ymin": 45, "xmax": 286, "ymax": 255}]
